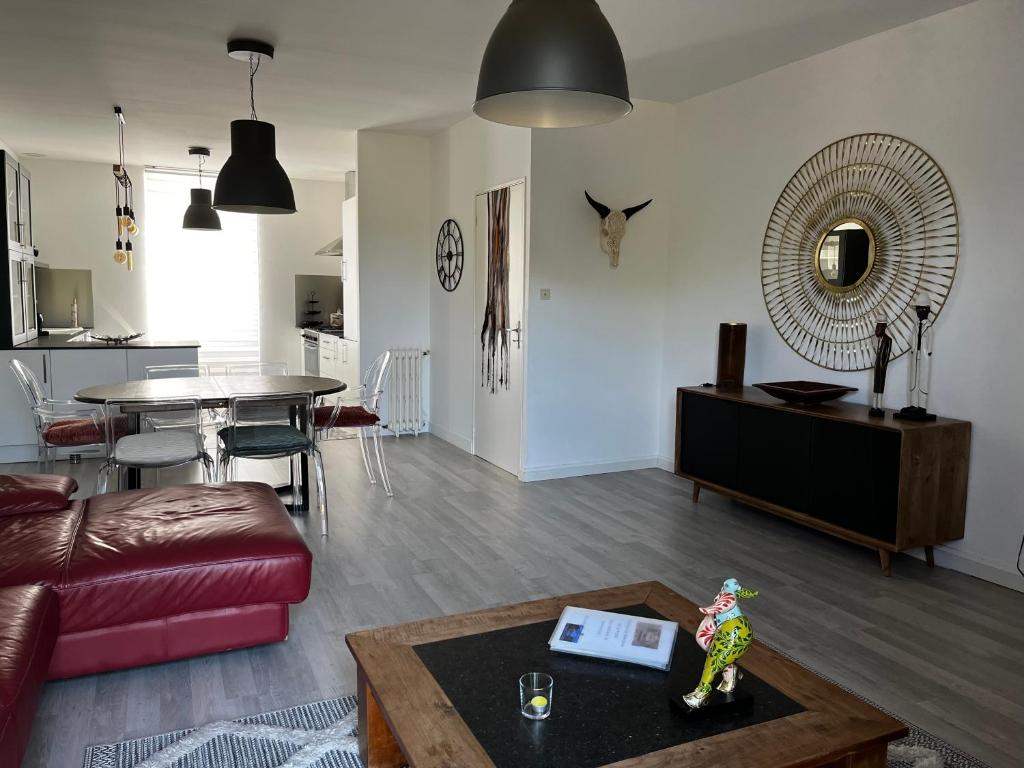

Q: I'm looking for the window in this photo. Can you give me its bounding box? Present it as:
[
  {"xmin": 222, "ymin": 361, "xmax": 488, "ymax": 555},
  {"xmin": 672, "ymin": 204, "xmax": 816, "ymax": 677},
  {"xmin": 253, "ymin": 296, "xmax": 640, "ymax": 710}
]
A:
[{"xmin": 143, "ymin": 170, "xmax": 261, "ymax": 369}]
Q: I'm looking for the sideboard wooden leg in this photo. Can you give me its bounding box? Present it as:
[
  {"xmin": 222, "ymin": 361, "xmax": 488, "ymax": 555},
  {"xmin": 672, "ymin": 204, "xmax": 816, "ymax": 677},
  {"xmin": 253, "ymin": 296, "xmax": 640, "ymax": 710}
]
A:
[
  {"xmin": 878, "ymin": 549, "xmax": 892, "ymax": 577},
  {"xmin": 691, "ymin": 482, "xmax": 701, "ymax": 503},
  {"xmin": 358, "ymin": 665, "xmax": 405, "ymax": 768},
  {"xmin": 924, "ymin": 545, "xmax": 935, "ymax": 568}
]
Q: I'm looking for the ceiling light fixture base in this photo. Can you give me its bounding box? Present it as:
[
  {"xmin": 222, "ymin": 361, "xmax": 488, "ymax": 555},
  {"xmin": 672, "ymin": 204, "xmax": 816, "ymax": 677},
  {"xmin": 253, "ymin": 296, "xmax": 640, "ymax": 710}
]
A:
[{"xmin": 227, "ymin": 39, "xmax": 275, "ymax": 62}]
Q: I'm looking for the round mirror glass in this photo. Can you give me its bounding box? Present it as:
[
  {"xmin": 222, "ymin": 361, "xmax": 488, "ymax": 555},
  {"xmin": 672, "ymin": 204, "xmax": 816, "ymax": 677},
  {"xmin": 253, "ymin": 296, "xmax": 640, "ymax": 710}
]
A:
[{"xmin": 815, "ymin": 218, "xmax": 875, "ymax": 291}]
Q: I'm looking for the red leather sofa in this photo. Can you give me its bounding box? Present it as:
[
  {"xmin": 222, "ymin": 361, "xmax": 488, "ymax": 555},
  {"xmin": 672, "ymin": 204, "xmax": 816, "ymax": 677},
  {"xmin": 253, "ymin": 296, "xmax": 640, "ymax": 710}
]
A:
[{"xmin": 0, "ymin": 474, "xmax": 313, "ymax": 766}]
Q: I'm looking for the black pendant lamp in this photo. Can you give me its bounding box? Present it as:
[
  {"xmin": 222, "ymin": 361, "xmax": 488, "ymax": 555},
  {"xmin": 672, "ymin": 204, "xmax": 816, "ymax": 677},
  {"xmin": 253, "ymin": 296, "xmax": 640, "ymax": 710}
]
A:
[
  {"xmin": 214, "ymin": 39, "xmax": 296, "ymax": 214},
  {"xmin": 474, "ymin": 0, "xmax": 632, "ymax": 128},
  {"xmin": 182, "ymin": 147, "xmax": 222, "ymax": 231}
]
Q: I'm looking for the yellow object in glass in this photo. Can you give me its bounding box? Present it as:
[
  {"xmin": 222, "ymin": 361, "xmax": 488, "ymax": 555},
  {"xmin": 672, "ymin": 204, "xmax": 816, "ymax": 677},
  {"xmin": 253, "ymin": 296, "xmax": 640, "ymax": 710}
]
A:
[{"xmin": 530, "ymin": 695, "xmax": 548, "ymax": 709}]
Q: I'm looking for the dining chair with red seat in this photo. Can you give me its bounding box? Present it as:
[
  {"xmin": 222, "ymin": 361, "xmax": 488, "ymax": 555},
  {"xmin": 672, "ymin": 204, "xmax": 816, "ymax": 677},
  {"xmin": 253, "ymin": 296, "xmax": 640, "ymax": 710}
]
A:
[
  {"xmin": 314, "ymin": 351, "xmax": 394, "ymax": 496},
  {"xmin": 9, "ymin": 359, "xmax": 126, "ymax": 472}
]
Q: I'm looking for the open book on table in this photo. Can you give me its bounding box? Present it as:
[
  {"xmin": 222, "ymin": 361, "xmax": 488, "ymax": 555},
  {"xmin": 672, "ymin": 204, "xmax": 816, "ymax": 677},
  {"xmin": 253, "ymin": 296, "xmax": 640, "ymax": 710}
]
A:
[{"xmin": 548, "ymin": 606, "xmax": 678, "ymax": 671}]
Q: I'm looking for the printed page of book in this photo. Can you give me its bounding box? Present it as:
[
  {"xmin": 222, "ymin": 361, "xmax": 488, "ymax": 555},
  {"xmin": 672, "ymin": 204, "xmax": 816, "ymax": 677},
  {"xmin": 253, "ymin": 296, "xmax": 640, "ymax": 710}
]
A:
[{"xmin": 548, "ymin": 606, "xmax": 678, "ymax": 670}]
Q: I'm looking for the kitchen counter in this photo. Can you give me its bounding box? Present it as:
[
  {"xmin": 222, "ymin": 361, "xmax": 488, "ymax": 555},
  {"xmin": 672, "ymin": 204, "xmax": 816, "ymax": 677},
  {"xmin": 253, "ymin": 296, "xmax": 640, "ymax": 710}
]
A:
[{"xmin": 9, "ymin": 333, "xmax": 200, "ymax": 350}]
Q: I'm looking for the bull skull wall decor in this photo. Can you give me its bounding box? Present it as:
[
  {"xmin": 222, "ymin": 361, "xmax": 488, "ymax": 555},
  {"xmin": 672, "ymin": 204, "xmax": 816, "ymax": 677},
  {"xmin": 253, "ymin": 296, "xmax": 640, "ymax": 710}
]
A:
[{"xmin": 585, "ymin": 191, "xmax": 653, "ymax": 268}]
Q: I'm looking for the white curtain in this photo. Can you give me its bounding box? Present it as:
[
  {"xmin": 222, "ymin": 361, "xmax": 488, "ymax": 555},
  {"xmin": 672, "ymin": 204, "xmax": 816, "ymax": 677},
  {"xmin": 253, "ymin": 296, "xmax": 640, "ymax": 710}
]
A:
[{"xmin": 143, "ymin": 170, "xmax": 261, "ymax": 369}]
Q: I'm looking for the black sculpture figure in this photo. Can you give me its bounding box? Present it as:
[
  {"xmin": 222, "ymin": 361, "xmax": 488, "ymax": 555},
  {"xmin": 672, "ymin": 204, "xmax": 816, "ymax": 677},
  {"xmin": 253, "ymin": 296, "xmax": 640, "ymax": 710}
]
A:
[{"xmin": 870, "ymin": 319, "xmax": 893, "ymax": 417}]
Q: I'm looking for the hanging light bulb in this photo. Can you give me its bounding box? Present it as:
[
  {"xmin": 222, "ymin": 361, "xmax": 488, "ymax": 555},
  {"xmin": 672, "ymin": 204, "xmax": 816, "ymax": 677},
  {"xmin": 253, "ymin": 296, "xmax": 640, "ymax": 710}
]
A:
[
  {"xmin": 125, "ymin": 241, "xmax": 133, "ymax": 272},
  {"xmin": 183, "ymin": 146, "xmax": 222, "ymax": 230},
  {"xmin": 114, "ymin": 239, "xmax": 127, "ymax": 264},
  {"xmin": 214, "ymin": 39, "xmax": 296, "ymax": 214}
]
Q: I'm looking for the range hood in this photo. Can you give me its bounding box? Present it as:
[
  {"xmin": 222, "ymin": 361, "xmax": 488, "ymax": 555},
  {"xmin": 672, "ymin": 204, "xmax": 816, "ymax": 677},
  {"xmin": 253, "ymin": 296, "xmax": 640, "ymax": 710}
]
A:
[{"xmin": 315, "ymin": 236, "xmax": 343, "ymax": 257}]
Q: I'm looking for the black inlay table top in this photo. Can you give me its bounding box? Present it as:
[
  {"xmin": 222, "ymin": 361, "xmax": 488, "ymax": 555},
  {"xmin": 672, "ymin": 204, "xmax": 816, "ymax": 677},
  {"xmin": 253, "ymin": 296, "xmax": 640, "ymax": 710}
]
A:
[{"xmin": 414, "ymin": 604, "xmax": 803, "ymax": 768}]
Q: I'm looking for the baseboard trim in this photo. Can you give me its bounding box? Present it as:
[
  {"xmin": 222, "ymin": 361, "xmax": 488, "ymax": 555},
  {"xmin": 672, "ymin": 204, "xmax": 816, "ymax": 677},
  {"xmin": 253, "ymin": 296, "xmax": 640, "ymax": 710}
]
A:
[
  {"xmin": 914, "ymin": 546, "xmax": 1024, "ymax": 593},
  {"xmin": 656, "ymin": 455, "xmax": 675, "ymax": 472},
  {"xmin": 520, "ymin": 456, "xmax": 660, "ymax": 482},
  {"xmin": 427, "ymin": 423, "xmax": 473, "ymax": 453}
]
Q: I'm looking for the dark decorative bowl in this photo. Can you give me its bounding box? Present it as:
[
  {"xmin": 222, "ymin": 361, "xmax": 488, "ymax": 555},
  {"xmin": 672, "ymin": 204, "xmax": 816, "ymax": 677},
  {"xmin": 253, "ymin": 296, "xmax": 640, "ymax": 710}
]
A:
[{"xmin": 753, "ymin": 381, "xmax": 857, "ymax": 405}]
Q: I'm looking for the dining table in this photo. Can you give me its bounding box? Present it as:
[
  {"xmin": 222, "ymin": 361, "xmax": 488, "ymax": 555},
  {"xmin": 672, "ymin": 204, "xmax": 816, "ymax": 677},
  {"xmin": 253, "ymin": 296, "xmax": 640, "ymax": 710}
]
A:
[{"xmin": 74, "ymin": 374, "xmax": 346, "ymax": 511}]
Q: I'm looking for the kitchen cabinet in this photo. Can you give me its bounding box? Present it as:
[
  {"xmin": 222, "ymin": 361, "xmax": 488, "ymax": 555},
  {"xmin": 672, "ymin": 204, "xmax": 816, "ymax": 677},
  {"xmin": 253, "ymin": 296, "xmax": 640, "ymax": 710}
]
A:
[
  {"xmin": 126, "ymin": 347, "xmax": 199, "ymax": 381},
  {"xmin": 3, "ymin": 151, "xmax": 37, "ymax": 346},
  {"xmin": 336, "ymin": 337, "xmax": 360, "ymax": 389},
  {"xmin": 48, "ymin": 349, "xmax": 128, "ymax": 401}
]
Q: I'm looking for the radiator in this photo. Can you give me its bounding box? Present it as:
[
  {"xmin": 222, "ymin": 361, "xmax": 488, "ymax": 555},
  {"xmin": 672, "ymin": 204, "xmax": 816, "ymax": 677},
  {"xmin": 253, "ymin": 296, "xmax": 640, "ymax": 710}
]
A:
[{"xmin": 387, "ymin": 348, "xmax": 427, "ymax": 436}]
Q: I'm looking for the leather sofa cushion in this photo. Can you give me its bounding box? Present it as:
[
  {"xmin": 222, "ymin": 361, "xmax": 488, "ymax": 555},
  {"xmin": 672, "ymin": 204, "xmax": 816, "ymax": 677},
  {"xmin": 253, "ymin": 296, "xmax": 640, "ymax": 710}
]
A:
[
  {"xmin": 313, "ymin": 404, "xmax": 380, "ymax": 429},
  {"xmin": 0, "ymin": 585, "xmax": 59, "ymax": 768},
  {"xmin": 41, "ymin": 415, "xmax": 128, "ymax": 447},
  {"xmin": 0, "ymin": 504, "xmax": 83, "ymax": 588},
  {"xmin": 0, "ymin": 474, "xmax": 78, "ymax": 517},
  {"xmin": 57, "ymin": 482, "xmax": 312, "ymax": 634}
]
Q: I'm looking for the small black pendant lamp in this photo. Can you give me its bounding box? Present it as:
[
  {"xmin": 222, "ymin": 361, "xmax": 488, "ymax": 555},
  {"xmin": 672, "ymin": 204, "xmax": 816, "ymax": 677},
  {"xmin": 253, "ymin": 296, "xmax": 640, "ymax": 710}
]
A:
[
  {"xmin": 182, "ymin": 147, "xmax": 222, "ymax": 231},
  {"xmin": 214, "ymin": 39, "xmax": 296, "ymax": 214},
  {"xmin": 474, "ymin": 0, "xmax": 632, "ymax": 128}
]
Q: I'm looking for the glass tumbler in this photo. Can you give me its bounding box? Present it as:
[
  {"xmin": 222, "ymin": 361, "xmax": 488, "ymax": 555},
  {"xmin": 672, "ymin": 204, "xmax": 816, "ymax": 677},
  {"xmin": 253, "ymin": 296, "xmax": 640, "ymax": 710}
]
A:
[{"xmin": 519, "ymin": 672, "xmax": 553, "ymax": 720}]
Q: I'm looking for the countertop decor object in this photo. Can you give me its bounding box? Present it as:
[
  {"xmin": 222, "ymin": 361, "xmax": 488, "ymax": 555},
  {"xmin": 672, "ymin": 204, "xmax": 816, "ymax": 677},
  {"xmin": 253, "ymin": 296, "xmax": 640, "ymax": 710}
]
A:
[
  {"xmin": 761, "ymin": 134, "xmax": 958, "ymax": 371},
  {"xmin": 896, "ymin": 292, "xmax": 938, "ymax": 422},
  {"xmin": 753, "ymin": 381, "xmax": 857, "ymax": 405},
  {"xmin": 474, "ymin": 0, "xmax": 632, "ymax": 128},
  {"xmin": 182, "ymin": 146, "xmax": 221, "ymax": 231},
  {"xmin": 435, "ymin": 218, "xmax": 464, "ymax": 292},
  {"xmin": 213, "ymin": 39, "xmax": 296, "ymax": 215}
]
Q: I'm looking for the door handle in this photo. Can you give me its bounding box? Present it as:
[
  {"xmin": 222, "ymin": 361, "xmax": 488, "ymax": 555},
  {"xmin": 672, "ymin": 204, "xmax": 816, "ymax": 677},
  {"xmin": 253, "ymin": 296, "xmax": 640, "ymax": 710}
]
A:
[
  {"xmin": 42, "ymin": 355, "xmax": 47, "ymax": 383},
  {"xmin": 505, "ymin": 321, "xmax": 522, "ymax": 349}
]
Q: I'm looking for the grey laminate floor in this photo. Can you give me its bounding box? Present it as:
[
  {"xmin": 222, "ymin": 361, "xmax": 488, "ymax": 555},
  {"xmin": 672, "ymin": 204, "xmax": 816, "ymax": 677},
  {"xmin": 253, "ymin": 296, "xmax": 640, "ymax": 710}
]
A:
[{"xmin": 9, "ymin": 434, "xmax": 1024, "ymax": 767}]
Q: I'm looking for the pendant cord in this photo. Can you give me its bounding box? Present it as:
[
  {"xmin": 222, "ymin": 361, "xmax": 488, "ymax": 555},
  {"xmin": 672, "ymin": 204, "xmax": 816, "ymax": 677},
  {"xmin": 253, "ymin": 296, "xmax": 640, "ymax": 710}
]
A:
[{"xmin": 249, "ymin": 53, "xmax": 261, "ymax": 121}]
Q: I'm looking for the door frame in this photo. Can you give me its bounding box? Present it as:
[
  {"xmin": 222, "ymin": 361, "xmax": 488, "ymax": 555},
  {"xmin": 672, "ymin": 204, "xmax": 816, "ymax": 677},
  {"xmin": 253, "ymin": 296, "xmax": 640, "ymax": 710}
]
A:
[{"xmin": 472, "ymin": 176, "xmax": 529, "ymax": 478}]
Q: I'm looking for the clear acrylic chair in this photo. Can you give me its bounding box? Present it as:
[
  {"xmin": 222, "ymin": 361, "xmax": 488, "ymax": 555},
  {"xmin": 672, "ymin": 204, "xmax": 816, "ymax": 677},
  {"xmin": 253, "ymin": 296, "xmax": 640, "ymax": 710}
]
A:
[
  {"xmin": 314, "ymin": 351, "xmax": 394, "ymax": 496},
  {"xmin": 9, "ymin": 358, "xmax": 118, "ymax": 472},
  {"xmin": 97, "ymin": 397, "xmax": 214, "ymax": 493},
  {"xmin": 218, "ymin": 391, "xmax": 329, "ymax": 535},
  {"xmin": 144, "ymin": 363, "xmax": 211, "ymax": 380},
  {"xmin": 224, "ymin": 362, "xmax": 289, "ymax": 376}
]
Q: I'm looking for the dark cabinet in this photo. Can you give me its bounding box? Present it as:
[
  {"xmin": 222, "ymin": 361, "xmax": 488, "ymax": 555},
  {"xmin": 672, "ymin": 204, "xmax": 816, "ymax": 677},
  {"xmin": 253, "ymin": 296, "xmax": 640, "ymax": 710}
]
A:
[
  {"xmin": 675, "ymin": 387, "xmax": 970, "ymax": 574},
  {"xmin": 2, "ymin": 150, "xmax": 37, "ymax": 346}
]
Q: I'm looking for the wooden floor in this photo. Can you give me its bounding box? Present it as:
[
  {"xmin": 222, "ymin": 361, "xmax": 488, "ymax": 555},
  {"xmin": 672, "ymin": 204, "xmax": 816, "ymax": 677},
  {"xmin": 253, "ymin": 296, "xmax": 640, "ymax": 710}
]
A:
[{"xmin": 8, "ymin": 434, "xmax": 1024, "ymax": 767}]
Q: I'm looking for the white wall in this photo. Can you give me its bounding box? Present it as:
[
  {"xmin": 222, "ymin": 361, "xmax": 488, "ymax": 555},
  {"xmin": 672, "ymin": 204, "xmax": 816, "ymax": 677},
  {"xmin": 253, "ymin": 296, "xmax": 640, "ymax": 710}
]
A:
[
  {"xmin": 356, "ymin": 131, "xmax": 431, "ymax": 389},
  {"xmin": 660, "ymin": 0, "xmax": 1024, "ymax": 588},
  {"xmin": 258, "ymin": 178, "xmax": 346, "ymax": 374},
  {"xmin": 524, "ymin": 100, "xmax": 675, "ymax": 479},
  {"xmin": 24, "ymin": 158, "xmax": 148, "ymax": 332},
  {"xmin": 428, "ymin": 116, "xmax": 531, "ymax": 451}
]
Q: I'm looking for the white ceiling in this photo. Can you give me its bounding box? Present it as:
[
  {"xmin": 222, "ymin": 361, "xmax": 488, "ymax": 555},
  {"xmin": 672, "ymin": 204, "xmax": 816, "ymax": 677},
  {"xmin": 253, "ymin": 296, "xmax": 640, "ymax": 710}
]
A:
[{"xmin": 0, "ymin": 0, "xmax": 974, "ymax": 181}]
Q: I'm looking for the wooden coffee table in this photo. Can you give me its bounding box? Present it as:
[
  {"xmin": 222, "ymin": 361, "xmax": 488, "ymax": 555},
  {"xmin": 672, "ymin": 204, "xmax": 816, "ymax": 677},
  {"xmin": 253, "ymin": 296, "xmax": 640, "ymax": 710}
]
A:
[{"xmin": 345, "ymin": 582, "xmax": 906, "ymax": 767}]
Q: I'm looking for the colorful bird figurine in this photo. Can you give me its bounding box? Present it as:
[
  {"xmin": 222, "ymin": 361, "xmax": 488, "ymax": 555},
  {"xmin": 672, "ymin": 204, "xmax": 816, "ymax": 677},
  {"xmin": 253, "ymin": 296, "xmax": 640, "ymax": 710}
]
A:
[{"xmin": 682, "ymin": 578, "xmax": 759, "ymax": 709}]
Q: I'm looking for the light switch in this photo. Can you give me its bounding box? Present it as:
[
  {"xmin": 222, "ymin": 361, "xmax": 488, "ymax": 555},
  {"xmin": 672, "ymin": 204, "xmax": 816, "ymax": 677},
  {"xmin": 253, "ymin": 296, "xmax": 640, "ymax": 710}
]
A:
[{"xmin": 540, "ymin": 288, "xmax": 551, "ymax": 300}]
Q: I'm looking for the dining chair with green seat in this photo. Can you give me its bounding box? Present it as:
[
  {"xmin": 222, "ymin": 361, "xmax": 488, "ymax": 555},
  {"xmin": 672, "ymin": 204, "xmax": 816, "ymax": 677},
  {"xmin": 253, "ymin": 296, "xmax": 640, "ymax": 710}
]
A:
[{"xmin": 218, "ymin": 390, "xmax": 329, "ymax": 535}]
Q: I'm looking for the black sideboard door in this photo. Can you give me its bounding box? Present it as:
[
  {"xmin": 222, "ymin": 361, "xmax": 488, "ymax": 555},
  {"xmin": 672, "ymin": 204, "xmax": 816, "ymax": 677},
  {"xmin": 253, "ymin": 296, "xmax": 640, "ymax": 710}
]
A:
[
  {"xmin": 809, "ymin": 419, "xmax": 901, "ymax": 543},
  {"xmin": 679, "ymin": 393, "xmax": 738, "ymax": 489},
  {"xmin": 737, "ymin": 404, "xmax": 812, "ymax": 513}
]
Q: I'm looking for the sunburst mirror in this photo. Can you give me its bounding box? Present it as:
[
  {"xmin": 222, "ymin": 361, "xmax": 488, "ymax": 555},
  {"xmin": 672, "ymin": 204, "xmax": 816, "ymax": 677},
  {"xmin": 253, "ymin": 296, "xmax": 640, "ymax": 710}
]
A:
[{"xmin": 761, "ymin": 133, "xmax": 958, "ymax": 371}]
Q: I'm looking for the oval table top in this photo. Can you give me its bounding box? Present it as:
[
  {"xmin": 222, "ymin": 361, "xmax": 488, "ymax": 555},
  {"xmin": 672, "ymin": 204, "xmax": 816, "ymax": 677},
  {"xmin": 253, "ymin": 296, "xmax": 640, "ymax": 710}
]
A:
[{"xmin": 74, "ymin": 374, "xmax": 346, "ymax": 406}]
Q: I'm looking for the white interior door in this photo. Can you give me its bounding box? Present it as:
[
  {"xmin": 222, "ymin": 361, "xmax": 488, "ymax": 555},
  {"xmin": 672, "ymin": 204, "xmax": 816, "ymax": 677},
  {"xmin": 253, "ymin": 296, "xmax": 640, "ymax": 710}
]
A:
[{"xmin": 474, "ymin": 181, "xmax": 525, "ymax": 476}]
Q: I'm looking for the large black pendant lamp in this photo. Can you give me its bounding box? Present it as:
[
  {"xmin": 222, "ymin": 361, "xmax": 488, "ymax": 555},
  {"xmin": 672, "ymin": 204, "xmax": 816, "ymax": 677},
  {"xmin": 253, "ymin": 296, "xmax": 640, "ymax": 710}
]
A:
[
  {"xmin": 214, "ymin": 39, "xmax": 296, "ymax": 214},
  {"xmin": 474, "ymin": 0, "xmax": 632, "ymax": 128},
  {"xmin": 182, "ymin": 147, "xmax": 222, "ymax": 230}
]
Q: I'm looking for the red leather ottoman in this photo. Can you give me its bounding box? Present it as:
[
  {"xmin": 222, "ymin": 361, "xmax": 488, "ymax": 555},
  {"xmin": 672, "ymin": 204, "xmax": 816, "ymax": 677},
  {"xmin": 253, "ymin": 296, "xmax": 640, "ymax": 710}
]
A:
[
  {"xmin": 0, "ymin": 586, "xmax": 59, "ymax": 768},
  {"xmin": 0, "ymin": 479, "xmax": 313, "ymax": 679}
]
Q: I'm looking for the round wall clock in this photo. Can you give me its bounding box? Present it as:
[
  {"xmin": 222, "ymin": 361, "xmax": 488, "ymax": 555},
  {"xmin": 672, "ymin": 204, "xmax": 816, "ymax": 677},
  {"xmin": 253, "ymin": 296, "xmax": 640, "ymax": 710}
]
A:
[{"xmin": 436, "ymin": 218, "xmax": 464, "ymax": 292}]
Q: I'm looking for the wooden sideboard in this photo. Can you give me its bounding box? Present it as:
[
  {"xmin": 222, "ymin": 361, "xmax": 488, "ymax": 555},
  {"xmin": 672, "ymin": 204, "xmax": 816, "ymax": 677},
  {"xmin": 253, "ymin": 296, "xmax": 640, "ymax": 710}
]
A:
[{"xmin": 674, "ymin": 386, "xmax": 970, "ymax": 575}]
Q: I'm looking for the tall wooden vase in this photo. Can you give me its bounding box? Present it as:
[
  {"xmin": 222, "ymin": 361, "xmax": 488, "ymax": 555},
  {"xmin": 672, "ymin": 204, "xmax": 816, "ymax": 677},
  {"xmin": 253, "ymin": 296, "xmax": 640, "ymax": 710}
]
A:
[{"xmin": 716, "ymin": 323, "xmax": 747, "ymax": 389}]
